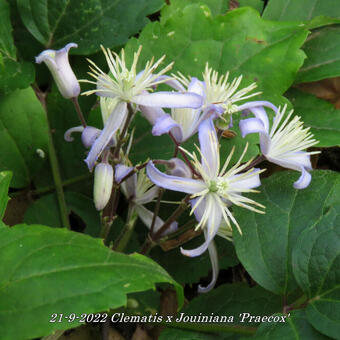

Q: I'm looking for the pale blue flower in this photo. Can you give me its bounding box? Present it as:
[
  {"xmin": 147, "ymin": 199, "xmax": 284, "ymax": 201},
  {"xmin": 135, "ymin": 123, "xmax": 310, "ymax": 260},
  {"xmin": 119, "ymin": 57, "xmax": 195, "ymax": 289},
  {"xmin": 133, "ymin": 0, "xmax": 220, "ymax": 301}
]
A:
[
  {"xmin": 146, "ymin": 118, "xmax": 265, "ymax": 258},
  {"xmin": 82, "ymin": 46, "xmax": 203, "ymax": 170},
  {"xmin": 35, "ymin": 43, "xmax": 80, "ymax": 99},
  {"xmin": 239, "ymin": 104, "xmax": 320, "ymax": 189}
]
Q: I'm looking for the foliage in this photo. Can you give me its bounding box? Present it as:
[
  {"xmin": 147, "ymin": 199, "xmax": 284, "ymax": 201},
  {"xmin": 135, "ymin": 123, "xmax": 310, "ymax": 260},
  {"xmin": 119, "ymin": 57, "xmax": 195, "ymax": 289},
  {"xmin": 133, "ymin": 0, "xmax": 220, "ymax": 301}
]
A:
[{"xmin": 0, "ymin": 0, "xmax": 340, "ymax": 339}]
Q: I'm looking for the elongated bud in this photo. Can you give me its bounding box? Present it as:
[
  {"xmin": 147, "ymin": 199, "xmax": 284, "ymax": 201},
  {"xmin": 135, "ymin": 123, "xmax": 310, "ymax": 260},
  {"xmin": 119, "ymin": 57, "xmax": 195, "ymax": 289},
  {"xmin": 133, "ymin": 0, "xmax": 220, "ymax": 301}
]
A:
[
  {"xmin": 35, "ymin": 43, "xmax": 80, "ymax": 99},
  {"xmin": 93, "ymin": 163, "xmax": 113, "ymax": 210},
  {"xmin": 166, "ymin": 158, "xmax": 192, "ymax": 178}
]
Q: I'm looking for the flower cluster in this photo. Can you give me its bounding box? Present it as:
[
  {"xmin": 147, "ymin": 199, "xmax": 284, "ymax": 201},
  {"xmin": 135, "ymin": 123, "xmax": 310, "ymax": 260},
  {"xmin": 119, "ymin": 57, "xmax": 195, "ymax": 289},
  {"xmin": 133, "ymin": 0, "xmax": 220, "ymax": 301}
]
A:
[{"xmin": 36, "ymin": 43, "xmax": 319, "ymax": 292}]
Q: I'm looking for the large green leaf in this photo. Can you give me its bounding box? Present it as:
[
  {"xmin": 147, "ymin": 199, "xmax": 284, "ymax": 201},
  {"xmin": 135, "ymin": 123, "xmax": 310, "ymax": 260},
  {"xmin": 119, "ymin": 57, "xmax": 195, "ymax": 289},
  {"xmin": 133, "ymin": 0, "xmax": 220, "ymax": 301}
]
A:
[
  {"xmin": 24, "ymin": 191, "xmax": 100, "ymax": 236},
  {"xmin": 263, "ymin": 0, "xmax": 340, "ymax": 21},
  {"xmin": 296, "ymin": 27, "xmax": 340, "ymax": 83},
  {"xmin": 233, "ymin": 170, "xmax": 340, "ymax": 295},
  {"xmin": 0, "ymin": 224, "xmax": 183, "ymax": 340},
  {"xmin": 183, "ymin": 283, "xmax": 282, "ymax": 325},
  {"xmin": 292, "ymin": 206, "xmax": 340, "ymax": 338},
  {"xmin": 253, "ymin": 310, "xmax": 330, "ymax": 340},
  {"xmin": 17, "ymin": 0, "xmax": 164, "ymax": 55},
  {"xmin": 125, "ymin": 5, "xmax": 308, "ymax": 97},
  {"xmin": 125, "ymin": 5, "xmax": 307, "ymax": 163},
  {"xmin": 0, "ymin": 87, "xmax": 48, "ymax": 188},
  {"xmin": 0, "ymin": 0, "xmax": 34, "ymax": 93},
  {"xmin": 286, "ymin": 89, "xmax": 340, "ymax": 147},
  {"xmin": 0, "ymin": 171, "xmax": 12, "ymax": 219}
]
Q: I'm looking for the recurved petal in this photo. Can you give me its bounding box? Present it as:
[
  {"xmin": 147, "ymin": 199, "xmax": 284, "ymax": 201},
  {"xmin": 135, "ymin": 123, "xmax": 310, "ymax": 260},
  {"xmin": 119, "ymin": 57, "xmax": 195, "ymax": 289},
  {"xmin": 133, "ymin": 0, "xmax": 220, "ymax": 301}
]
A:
[
  {"xmin": 115, "ymin": 164, "xmax": 133, "ymax": 183},
  {"xmin": 198, "ymin": 118, "xmax": 219, "ymax": 178},
  {"xmin": 140, "ymin": 105, "xmax": 166, "ymax": 125},
  {"xmin": 198, "ymin": 238, "xmax": 219, "ymax": 293},
  {"xmin": 229, "ymin": 168, "xmax": 262, "ymax": 190},
  {"xmin": 181, "ymin": 194, "xmax": 222, "ymax": 257},
  {"xmin": 147, "ymin": 161, "xmax": 206, "ymax": 194},
  {"xmin": 85, "ymin": 101, "xmax": 127, "ymax": 171},
  {"xmin": 237, "ymin": 100, "xmax": 278, "ymax": 115},
  {"xmin": 266, "ymin": 151, "xmax": 312, "ymax": 172},
  {"xmin": 135, "ymin": 186, "xmax": 159, "ymax": 205},
  {"xmin": 133, "ymin": 91, "xmax": 203, "ymax": 109},
  {"xmin": 155, "ymin": 75, "xmax": 186, "ymax": 91},
  {"xmin": 188, "ymin": 77, "xmax": 205, "ymax": 97},
  {"xmin": 135, "ymin": 205, "xmax": 178, "ymax": 235},
  {"xmin": 239, "ymin": 117, "xmax": 267, "ymax": 138},
  {"xmin": 293, "ymin": 166, "xmax": 312, "ymax": 189},
  {"xmin": 152, "ymin": 114, "xmax": 184, "ymax": 142}
]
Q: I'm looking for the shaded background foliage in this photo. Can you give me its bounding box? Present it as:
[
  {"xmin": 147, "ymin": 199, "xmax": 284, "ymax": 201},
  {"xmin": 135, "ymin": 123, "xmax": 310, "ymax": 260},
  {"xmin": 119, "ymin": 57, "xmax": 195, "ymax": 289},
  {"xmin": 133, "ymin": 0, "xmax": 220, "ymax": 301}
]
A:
[{"xmin": 0, "ymin": 0, "xmax": 340, "ymax": 339}]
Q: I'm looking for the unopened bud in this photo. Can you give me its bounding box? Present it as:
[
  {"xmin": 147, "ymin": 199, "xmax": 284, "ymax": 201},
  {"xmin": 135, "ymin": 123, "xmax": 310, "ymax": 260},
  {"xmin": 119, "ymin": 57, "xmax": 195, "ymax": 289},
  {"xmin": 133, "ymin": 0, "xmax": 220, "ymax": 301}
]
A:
[{"xmin": 93, "ymin": 163, "xmax": 113, "ymax": 211}]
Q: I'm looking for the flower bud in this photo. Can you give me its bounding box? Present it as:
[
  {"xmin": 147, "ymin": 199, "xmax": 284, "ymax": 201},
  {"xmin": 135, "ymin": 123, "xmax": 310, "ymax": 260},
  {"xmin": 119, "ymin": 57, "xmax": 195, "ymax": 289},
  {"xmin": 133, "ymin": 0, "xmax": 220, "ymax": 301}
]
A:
[
  {"xmin": 93, "ymin": 163, "xmax": 113, "ymax": 211},
  {"xmin": 35, "ymin": 43, "xmax": 80, "ymax": 99}
]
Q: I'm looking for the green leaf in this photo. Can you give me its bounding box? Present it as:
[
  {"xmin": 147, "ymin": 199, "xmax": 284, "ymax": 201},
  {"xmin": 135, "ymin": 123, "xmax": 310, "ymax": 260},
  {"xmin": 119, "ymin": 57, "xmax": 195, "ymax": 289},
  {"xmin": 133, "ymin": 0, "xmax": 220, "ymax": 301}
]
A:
[
  {"xmin": 296, "ymin": 27, "xmax": 340, "ymax": 83},
  {"xmin": 263, "ymin": 0, "xmax": 340, "ymax": 21},
  {"xmin": 292, "ymin": 206, "xmax": 340, "ymax": 338},
  {"xmin": 0, "ymin": 171, "xmax": 12, "ymax": 219},
  {"xmin": 253, "ymin": 310, "xmax": 330, "ymax": 340},
  {"xmin": 23, "ymin": 191, "xmax": 100, "ymax": 236},
  {"xmin": 0, "ymin": 87, "xmax": 48, "ymax": 188},
  {"xmin": 233, "ymin": 170, "xmax": 340, "ymax": 295},
  {"xmin": 125, "ymin": 6, "xmax": 308, "ymax": 97},
  {"xmin": 183, "ymin": 283, "xmax": 282, "ymax": 326},
  {"xmin": 160, "ymin": 329, "xmax": 233, "ymax": 340},
  {"xmin": 286, "ymin": 89, "xmax": 340, "ymax": 147},
  {"xmin": 0, "ymin": 0, "xmax": 34, "ymax": 93},
  {"xmin": 0, "ymin": 224, "xmax": 183, "ymax": 340},
  {"xmin": 17, "ymin": 0, "xmax": 164, "ymax": 55}
]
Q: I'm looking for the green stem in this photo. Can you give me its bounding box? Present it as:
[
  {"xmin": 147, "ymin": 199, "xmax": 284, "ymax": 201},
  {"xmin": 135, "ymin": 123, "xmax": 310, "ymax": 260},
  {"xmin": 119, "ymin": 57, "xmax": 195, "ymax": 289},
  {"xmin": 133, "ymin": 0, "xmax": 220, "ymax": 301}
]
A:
[
  {"xmin": 10, "ymin": 173, "xmax": 91, "ymax": 198},
  {"xmin": 159, "ymin": 321, "xmax": 257, "ymax": 335},
  {"xmin": 113, "ymin": 204, "xmax": 138, "ymax": 252},
  {"xmin": 46, "ymin": 114, "xmax": 71, "ymax": 229}
]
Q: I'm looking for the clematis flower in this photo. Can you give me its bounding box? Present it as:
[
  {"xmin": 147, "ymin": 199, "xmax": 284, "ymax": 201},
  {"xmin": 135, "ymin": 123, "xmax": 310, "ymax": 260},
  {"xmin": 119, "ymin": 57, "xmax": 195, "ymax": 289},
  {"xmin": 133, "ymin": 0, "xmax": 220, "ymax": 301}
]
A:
[
  {"xmin": 35, "ymin": 43, "xmax": 80, "ymax": 99},
  {"xmin": 141, "ymin": 77, "xmax": 223, "ymax": 143},
  {"xmin": 82, "ymin": 46, "xmax": 203, "ymax": 170},
  {"xmin": 239, "ymin": 104, "xmax": 319, "ymax": 189},
  {"xmin": 115, "ymin": 165, "xmax": 177, "ymax": 235},
  {"xmin": 147, "ymin": 118, "xmax": 265, "ymax": 259}
]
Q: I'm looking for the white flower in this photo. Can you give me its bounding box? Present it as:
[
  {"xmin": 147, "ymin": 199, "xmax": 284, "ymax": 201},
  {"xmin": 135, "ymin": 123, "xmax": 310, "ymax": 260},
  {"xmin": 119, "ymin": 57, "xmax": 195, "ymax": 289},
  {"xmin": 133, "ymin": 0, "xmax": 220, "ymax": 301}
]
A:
[
  {"xmin": 239, "ymin": 104, "xmax": 320, "ymax": 189},
  {"xmin": 35, "ymin": 43, "xmax": 80, "ymax": 99}
]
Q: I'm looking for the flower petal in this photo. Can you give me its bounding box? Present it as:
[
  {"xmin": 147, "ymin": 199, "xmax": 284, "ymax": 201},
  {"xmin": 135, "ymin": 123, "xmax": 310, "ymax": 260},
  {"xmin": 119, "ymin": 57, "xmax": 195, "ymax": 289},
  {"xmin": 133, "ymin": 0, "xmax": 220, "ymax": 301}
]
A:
[
  {"xmin": 64, "ymin": 126, "xmax": 84, "ymax": 142},
  {"xmin": 198, "ymin": 239, "xmax": 219, "ymax": 293},
  {"xmin": 266, "ymin": 151, "xmax": 312, "ymax": 172},
  {"xmin": 293, "ymin": 166, "xmax": 312, "ymax": 189},
  {"xmin": 167, "ymin": 158, "xmax": 192, "ymax": 178},
  {"xmin": 140, "ymin": 105, "xmax": 166, "ymax": 125},
  {"xmin": 152, "ymin": 114, "xmax": 184, "ymax": 142},
  {"xmin": 188, "ymin": 77, "xmax": 205, "ymax": 97},
  {"xmin": 237, "ymin": 100, "xmax": 278, "ymax": 115},
  {"xmin": 115, "ymin": 164, "xmax": 133, "ymax": 183},
  {"xmin": 155, "ymin": 75, "xmax": 186, "ymax": 91},
  {"xmin": 85, "ymin": 101, "xmax": 127, "ymax": 170},
  {"xmin": 147, "ymin": 161, "xmax": 206, "ymax": 194},
  {"xmin": 229, "ymin": 168, "xmax": 262, "ymax": 190},
  {"xmin": 239, "ymin": 117, "xmax": 267, "ymax": 138},
  {"xmin": 133, "ymin": 91, "xmax": 203, "ymax": 109},
  {"xmin": 135, "ymin": 186, "xmax": 159, "ymax": 205},
  {"xmin": 181, "ymin": 194, "xmax": 222, "ymax": 257},
  {"xmin": 81, "ymin": 126, "xmax": 102, "ymax": 148},
  {"xmin": 198, "ymin": 118, "xmax": 219, "ymax": 178},
  {"xmin": 135, "ymin": 205, "xmax": 178, "ymax": 235}
]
